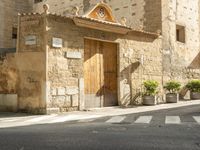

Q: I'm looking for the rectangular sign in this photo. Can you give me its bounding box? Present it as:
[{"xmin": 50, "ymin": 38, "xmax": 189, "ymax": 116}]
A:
[
  {"xmin": 66, "ymin": 51, "xmax": 82, "ymax": 59},
  {"xmin": 52, "ymin": 37, "xmax": 63, "ymax": 48},
  {"xmin": 25, "ymin": 35, "xmax": 36, "ymax": 45}
]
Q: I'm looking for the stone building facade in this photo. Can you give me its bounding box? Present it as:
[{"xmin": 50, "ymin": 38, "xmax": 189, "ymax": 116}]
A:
[
  {"xmin": 0, "ymin": 0, "xmax": 200, "ymax": 113},
  {"xmin": 33, "ymin": 0, "xmax": 200, "ymax": 87},
  {"xmin": 0, "ymin": 0, "xmax": 33, "ymax": 50}
]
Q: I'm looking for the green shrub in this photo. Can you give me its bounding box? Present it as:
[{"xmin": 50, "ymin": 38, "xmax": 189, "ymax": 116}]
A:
[
  {"xmin": 143, "ymin": 80, "xmax": 159, "ymax": 96},
  {"xmin": 186, "ymin": 80, "xmax": 200, "ymax": 92},
  {"xmin": 164, "ymin": 81, "xmax": 181, "ymax": 93}
]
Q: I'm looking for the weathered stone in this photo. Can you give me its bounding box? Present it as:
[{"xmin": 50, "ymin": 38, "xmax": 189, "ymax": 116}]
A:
[
  {"xmin": 66, "ymin": 87, "xmax": 79, "ymax": 95},
  {"xmin": 65, "ymin": 96, "xmax": 71, "ymax": 106},
  {"xmin": 57, "ymin": 88, "xmax": 66, "ymax": 95},
  {"xmin": 1, "ymin": 1, "xmax": 200, "ymax": 114},
  {"xmin": 51, "ymin": 89, "xmax": 57, "ymax": 95},
  {"xmin": 65, "ymin": 51, "xmax": 82, "ymax": 59},
  {"xmin": 72, "ymin": 95, "xmax": 79, "ymax": 107}
]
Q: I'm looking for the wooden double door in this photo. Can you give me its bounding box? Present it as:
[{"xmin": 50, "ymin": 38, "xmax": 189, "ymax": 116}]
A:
[{"xmin": 84, "ymin": 39, "xmax": 118, "ymax": 108}]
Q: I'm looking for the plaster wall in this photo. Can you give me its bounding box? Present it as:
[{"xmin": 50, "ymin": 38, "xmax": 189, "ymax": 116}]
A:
[{"xmin": 16, "ymin": 14, "xmax": 46, "ymax": 114}]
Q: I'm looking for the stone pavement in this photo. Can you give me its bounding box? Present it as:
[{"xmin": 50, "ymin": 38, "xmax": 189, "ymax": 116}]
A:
[{"xmin": 0, "ymin": 100, "xmax": 200, "ymax": 128}]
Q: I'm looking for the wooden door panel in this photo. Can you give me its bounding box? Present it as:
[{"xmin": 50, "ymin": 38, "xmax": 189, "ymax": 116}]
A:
[
  {"xmin": 102, "ymin": 42, "xmax": 118, "ymax": 106},
  {"xmin": 84, "ymin": 39, "xmax": 118, "ymax": 108},
  {"xmin": 84, "ymin": 39, "xmax": 103, "ymax": 108}
]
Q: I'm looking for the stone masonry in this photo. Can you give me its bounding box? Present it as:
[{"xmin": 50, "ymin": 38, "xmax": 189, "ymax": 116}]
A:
[{"xmin": 0, "ymin": 1, "xmax": 199, "ymax": 113}]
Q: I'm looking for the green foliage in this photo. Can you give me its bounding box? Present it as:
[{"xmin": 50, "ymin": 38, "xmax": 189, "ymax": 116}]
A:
[
  {"xmin": 164, "ymin": 81, "xmax": 181, "ymax": 93},
  {"xmin": 186, "ymin": 80, "xmax": 200, "ymax": 92},
  {"xmin": 143, "ymin": 80, "xmax": 159, "ymax": 96}
]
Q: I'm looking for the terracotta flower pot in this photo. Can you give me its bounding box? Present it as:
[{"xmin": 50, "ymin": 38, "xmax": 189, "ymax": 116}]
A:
[
  {"xmin": 142, "ymin": 95, "xmax": 156, "ymax": 106},
  {"xmin": 166, "ymin": 93, "xmax": 179, "ymax": 103},
  {"xmin": 190, "ymin": 92, "xmax": 200, "ymax": 100}
]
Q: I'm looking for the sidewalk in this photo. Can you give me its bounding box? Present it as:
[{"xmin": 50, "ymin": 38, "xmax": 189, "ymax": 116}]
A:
[
  {"xmin": 0, "ymin": 100, "xmax": 200, "ymax": 122},
  {"xmin": 59, "ymin": 100, "xmax": 200, "ymax": 121}
]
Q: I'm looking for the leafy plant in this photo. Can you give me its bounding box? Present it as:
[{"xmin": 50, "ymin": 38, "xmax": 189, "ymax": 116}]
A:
[
  {"xmin": 186, "ymin": 80, "xmax": 200, "ymax": 92},
  {"xmin": 143, "ymin": 80, "xmax": 159, "ymax": 96},
  {"xmin": 164, "ymin": 81, "xmax": 181, "ymax": 93}
]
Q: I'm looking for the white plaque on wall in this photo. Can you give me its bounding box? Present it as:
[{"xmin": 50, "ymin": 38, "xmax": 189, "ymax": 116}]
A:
[
  {"xmin": 66, "ymin": 51, "xmax": 82, "ymax": 59},
  {"xmin": 52, "ymin": 37, "xmax": 63, "ymax": 48},
  {"xmin": 25, "ymin": 35, "xmax": 36, "ymax": 45}
]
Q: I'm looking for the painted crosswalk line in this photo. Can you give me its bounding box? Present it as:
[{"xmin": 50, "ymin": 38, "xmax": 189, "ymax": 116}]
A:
[
  {"xmin": 193, "ymin": 116, "xmax": 200, "ymax": 124},
  {"xmin": 165, "ymin": 116, "xmax": 181, "ymax": 124},
  {"xmin": 135, "ymin": 116, "xmax": 152, "ymax": 124},
  {"xmin": 106, "ymin": 116, "xmax": 126, "ymax": 123}
]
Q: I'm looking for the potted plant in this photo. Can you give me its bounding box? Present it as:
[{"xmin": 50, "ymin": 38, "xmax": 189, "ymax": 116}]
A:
[
  {"xmin": 164, "ymin": 81, "xmax": 181, "ymax": 103},
  {"xmin": 142, "ymin": 80, "xmax": 159, "ymax": 105},
  {"xmin": 186, "ymin": 80, "xmax": 200, "ymax": 100}
]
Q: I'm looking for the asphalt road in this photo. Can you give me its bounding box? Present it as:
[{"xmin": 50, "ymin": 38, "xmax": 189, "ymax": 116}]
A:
[{"xmin": 0, "ymin": 105, "xmax": 200, "ymax": 150}]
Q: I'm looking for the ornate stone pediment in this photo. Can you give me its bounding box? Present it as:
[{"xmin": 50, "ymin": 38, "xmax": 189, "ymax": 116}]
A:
[
  {"xmin": 73, "ymin": 1, "xmax": 131, "ymax": 34},
  {"xmin": 83, "ymin": 1, "xmax": 117, "ymax": 23}
]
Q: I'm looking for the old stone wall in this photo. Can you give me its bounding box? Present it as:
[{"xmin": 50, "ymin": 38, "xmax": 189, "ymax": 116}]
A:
[
  {"xmin": 0, "ymin": 53, "xmax": 18, "ymax": 94},
  {"xmin": 0, "ymin": 0, "xmax": 15, "ymax": 48},
  {"xmin": 46, "ymin": 15, "xmax": 162, "ymax": 110},
  {"xmin": 162, "ymin": 0, "xmax": 200, "ymax": 93},
  {"xmin": 0, "ymin": 0, "xmax": 33, "ymax": 49},
  {"xmin": 33, "ymin": 0, "xmax": 162, "ymax": 32}
]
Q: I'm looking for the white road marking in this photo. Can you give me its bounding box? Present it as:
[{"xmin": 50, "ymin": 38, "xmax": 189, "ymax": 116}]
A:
[
  {"xmin": 135, "ymin": 116, "xmax": 152, "ymax": 124},
  {"xmin": 106, "ymin": 116, "xmax": 126, "ymax": 123},
  {"xmin": 193, "ymin": 116, "xmax": 200, "ymax": 124},
  {"xmin": 24, "ymin": 114, "xmax": 58, "ymax": 123},
  {"xmin": 165, "ymin": 116, "xmax": 181, "ymax": 124}
]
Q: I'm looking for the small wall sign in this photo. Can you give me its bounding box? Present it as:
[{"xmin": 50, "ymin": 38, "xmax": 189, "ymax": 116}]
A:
[
  {"xmin": 65, "ymin": 51, "xmax": 82, "ymax": 59},
  {"xmin": 25, "ymin": 35, "xmax": 37, "ymax": 45},
  {"xmin": 52, "ymin": 37, "xmax": 63, "ymax": 48}
]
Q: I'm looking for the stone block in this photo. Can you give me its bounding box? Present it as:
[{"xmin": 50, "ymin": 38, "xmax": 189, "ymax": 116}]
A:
[
  {"xmin": 66, "ymin": 87, "xmax": 79, "ymax": 95},
  {"xmin": 65, "ymin": 96, "xmax": 71, "ymax": 106},
  {"xmin": 65, "ymin": 51, "xmax": 82, "ymax": 59},
  {"xmin": 72, "ymin": 95, "xmax": 79, "ymax": 107},
  {"xmin": 57, "ymin": 88, "xmax": 66, "ymax": 95},
  {"xmin": 57, "ymin": 96, "xmax": 66, "ymax": 101},
  {"xmin": 51, "ymin": 89, "xmax": 57, "ymax": 95},
  {"xmin": 46, "ymin": 108, "xmax": 60, "ymax": 114}
]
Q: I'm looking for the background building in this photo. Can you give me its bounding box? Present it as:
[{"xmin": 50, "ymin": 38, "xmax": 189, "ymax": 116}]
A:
[{"xmin": 0, "ymin": 0, "xmax": 33, "ymax": 51}]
